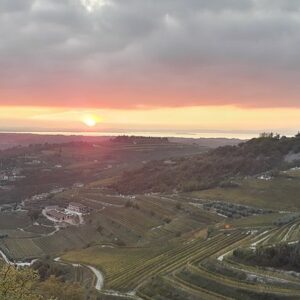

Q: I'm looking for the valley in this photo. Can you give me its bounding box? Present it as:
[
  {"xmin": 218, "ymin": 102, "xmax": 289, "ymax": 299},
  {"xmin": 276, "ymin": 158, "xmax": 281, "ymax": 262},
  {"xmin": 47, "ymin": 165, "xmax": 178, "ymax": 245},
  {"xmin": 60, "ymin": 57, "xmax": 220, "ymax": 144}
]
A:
[{"xmin": 1, "ymin": 134, "xmax": 300, "ymax": 299}]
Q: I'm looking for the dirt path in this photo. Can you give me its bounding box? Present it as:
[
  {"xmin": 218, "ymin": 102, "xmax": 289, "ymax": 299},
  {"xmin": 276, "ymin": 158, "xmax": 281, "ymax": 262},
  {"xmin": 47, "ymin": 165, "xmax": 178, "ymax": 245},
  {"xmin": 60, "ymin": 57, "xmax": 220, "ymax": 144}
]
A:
[
  {"xmin": 54, "ymin": 257, "xmax": 141, "ymax": 299},
  {"xmin": 0, "ymin": 250, "xmax": 37, "ymax": 267},
  {"xmin": 87, "ymin": 265, "xmax": 104, "ymax": 290}
]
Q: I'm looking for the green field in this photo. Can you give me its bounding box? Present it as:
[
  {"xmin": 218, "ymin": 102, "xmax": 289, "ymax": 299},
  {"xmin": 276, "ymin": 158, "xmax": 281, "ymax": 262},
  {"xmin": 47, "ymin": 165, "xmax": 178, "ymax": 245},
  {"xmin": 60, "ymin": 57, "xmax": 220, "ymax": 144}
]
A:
[
  {"xmin": 0, "ymin": 211, "xmax": 31, "ymax": 229},
  {"xmin": 63, "ymin": 245, "xmax": 168, "ymax": 279},
  {"xmin": 0, "ymin": 238, "xmax": 44, "ymax": 260},
  {"xmin": 229, "ymin": 212, "xmax": 289, "ymax": 228},
  {"xmin": 189, "ymin": 175, "xmax": 300, "ymax": 211},
  {"xmin": 63, "ymin": 231, "xmax": 247, "ymax": 291}
]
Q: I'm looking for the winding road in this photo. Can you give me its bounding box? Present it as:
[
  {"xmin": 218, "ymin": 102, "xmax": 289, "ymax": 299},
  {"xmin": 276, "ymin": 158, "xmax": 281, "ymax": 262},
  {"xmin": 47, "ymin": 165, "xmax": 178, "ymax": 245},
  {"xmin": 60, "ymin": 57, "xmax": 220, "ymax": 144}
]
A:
[
  {"xmin": 0, "ymin": 250, "xmax": 37, "ymax": 267},
  {"xmin": 54, "ymin": 257, "xmax": 104, "ymax": 291}
]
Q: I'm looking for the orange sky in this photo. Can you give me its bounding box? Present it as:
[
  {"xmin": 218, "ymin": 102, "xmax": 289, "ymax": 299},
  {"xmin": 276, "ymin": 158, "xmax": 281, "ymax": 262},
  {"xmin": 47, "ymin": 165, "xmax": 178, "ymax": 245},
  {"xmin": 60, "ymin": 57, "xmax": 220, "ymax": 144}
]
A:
[{"xmin": 1, "ymin": 105, "xmax": 299, "ymax": 138}]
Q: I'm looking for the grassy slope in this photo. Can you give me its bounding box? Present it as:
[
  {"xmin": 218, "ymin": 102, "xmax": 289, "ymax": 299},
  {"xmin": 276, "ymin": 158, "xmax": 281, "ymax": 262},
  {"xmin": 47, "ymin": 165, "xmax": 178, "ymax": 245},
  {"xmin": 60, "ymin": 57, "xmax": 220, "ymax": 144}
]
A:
[
  {"xmin": 62, "ymin": 245, "xmax": 168, "ymax": 278},
  {"xmin": 229, "ymin": 212, "xmax": 288, "ymax": 228},
  {"xmin": 189, "ymin": 175, "xmax": 300, "ymax": 211}
]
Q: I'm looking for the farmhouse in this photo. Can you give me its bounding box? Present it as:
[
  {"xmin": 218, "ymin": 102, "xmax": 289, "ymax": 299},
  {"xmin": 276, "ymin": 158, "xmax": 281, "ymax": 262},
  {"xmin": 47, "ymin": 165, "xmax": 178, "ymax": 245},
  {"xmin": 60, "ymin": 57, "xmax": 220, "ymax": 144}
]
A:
[
  {"xmin": 46, "ymin": 209, "xmax": 79, "ymax": 224},
  {"xmin": 68, "ymin": 202, "xmax": 89, "ymax": 214},
  {"xmin": 45, "ymin": 205, "xmax": 59, "ymax": 210},
  {"xmin": 0, "ymin": 173, "xmax": 9, "ymax": 181},
  {"xmin": 46, "ymin": 209, "xmax": 68, "ymax": 222}
]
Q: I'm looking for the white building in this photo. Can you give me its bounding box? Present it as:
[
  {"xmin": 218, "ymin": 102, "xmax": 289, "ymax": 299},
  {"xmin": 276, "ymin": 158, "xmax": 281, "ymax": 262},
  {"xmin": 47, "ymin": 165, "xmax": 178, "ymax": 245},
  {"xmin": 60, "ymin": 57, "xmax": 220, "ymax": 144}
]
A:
[{"xmin": 68, "ymin": 202, "xmax": 89, "ymax": 214}]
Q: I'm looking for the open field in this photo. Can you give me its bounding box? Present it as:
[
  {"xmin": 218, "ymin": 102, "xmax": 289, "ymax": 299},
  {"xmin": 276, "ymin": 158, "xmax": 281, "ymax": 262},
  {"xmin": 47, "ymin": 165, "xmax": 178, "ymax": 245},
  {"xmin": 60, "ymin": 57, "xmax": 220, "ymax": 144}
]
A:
[
  {"xmin": 189, "ymin": 175, "xmax": 300, "ymax": 211},
  {"xmin": 63, "ymin": 245, "xmax": 169, "ymax": 280},
  {"xmin": 229, "ymin": 212, "xmax": 290, "ymax": 228},
  {"xmin": 0, "ymin": 211, "xmax": 31, "ymax": 229},
  {"xmin": 0, "ymin": 238, "xmax": 44, "ymax": 260}
]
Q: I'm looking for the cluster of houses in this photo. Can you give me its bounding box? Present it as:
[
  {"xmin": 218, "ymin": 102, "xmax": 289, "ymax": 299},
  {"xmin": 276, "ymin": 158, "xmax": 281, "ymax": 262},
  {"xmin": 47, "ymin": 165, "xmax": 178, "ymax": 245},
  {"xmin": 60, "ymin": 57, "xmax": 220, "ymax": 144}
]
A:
[
  {"xmin": 23, "ymin": 187, "xmax": 65, "ymax": 207},
  {"xmin": 44, "ymin": 202, "xmax": 89, "ymax": 225},
  {"xmin": 0, "ymin": 168, "xmax": 25, "ymax": 183}
]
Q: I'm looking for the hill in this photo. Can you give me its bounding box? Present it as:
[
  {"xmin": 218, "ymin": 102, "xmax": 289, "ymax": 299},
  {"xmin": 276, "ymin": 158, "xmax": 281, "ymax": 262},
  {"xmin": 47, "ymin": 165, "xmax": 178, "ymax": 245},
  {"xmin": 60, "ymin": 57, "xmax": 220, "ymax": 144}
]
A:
[
  {"xmin": 113, "ymin": 133, "xmax": 300, "ymax": 194},
  {"xmin": 0, "ymin": 133, "xmax": 243, "ymax": 150},
  {"xmin": 169, "ymin": 137, "xmax": 243, "ymax": 148}
]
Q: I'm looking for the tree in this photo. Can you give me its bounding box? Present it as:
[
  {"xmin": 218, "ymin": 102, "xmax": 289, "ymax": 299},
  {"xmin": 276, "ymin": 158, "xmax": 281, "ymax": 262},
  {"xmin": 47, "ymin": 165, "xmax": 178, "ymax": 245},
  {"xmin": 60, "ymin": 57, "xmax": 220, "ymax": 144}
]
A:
[
  {"xmin": 0, "ymin": 264, "xmax": 84, "ymax": 300},
  {"xmin": 27, "ymin": 210, "xmax": 40, "ymax": 222},
  {"xmin": 0, "ymin": 265, "xmax": 41, "ymax": 300},
  {"xmin": 259, "ymin": 132, "xmax": 280, "ymax": 139},
  {"xmin": 36, "ymin": 276, "xmax": 84, "ymax": 300}
]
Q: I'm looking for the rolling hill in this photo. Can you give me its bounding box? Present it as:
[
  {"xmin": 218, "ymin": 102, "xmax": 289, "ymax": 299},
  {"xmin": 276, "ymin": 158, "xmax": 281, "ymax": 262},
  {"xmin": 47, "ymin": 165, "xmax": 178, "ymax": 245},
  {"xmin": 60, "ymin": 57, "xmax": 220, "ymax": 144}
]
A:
[{"xmin": 114, "ymin": 134, "xmax": 300, "ymax": 194}]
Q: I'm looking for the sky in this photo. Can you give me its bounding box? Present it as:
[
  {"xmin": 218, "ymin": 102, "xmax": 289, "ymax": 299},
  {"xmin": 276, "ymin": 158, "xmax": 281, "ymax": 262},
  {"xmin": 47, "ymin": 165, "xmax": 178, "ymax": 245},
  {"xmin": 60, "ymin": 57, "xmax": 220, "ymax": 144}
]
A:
[{"xmin": 1, "ymin": 0, "xmax": 300, "ymax": 137}]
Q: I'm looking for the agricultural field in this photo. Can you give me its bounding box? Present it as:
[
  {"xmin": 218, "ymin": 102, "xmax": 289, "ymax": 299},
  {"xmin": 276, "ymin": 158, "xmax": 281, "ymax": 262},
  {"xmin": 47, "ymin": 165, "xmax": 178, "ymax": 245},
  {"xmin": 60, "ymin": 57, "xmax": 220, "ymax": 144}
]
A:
[
  {"xmin": 0, "ymin": 211, "xmax": 31, "ymax": 229},
  {"xmin": 62, "ymin": 245, "xmax": 170, "ymax": 280},
  {"xmin": 2, "ymin": 186, "xmax": 300, "ymax": 299},
  {"xmin": 0, "ymin": 192, "xmax": 220, "ymax": 261},
  {"xmin": 188, "ymin": 174, "xmax": 300, "ymax": 211},
  {"xmin": 63, "ymin": 230, "xmax": 248, "ymax": 291},
  {"xmin": 57, "ymin": 205, "xmax": 300, "ymax": 299},
  {"xmin": 229, "ymin": 212, "xmax": 290, "ymax": 228},
  {"xmin": 1, "ymin": 186, "xmax": 300, "ymax": 300},
  {"xmin": 0, "ymin": 238, "xmax": 44, "ymax": 260},
  {"xmin": 139, "ymin": 222, "xmax": 300, "ymax": 299}
]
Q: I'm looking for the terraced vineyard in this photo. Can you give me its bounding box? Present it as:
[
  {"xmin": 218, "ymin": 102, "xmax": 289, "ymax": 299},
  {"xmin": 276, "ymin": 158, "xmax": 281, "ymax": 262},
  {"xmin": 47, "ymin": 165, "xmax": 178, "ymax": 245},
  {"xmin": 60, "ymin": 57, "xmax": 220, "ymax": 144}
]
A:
[
  {"xmin": 140, "ymin": 221, "xmax": 300, "ymax": 300},
  {"xmin": 63, "ymin": 230, "xmax": 248, "ymax": 292},
  {"xmin": 0, "ymin": 225, "xmax": 105, "ymax": 260},
  {"xmin": 58, "ymin": 207, "xmax": 300, "ymax": 299},
  {"xmin": 250, "ymin": 219, "xmax": 300, "ymax": 247}
]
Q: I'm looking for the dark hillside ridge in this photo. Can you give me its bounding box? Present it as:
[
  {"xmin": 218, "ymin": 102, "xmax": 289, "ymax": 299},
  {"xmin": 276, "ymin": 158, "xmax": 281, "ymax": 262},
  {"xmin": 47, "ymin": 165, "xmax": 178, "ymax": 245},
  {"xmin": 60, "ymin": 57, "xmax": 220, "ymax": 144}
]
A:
[
  {"xmin": 0, "ymin": 133, "xmax": 110, "ymax": 150},
  {"xmin": 0, "ymin": 133, "xmax": 242, "ymax": 150},
  {"xmin": 169, "ymin": 137, "xmax": 243, "ymax": 148},
  {"xmin": 110, "ymin": 136, "xmax": 169, "ymax": 144},
  {"xmin": 113, "ymin": 133, "xmax": 300, "ymax": 194}
]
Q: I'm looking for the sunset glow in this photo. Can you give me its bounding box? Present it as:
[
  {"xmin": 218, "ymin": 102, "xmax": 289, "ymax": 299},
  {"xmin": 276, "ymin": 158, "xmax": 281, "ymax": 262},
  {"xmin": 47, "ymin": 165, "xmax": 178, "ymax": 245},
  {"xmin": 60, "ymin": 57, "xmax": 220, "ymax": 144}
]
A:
[
  {"xmin": 0, "ymin": 106, "xmax": 299, "ymax": 138},
  {"xmin": 1, "ymin": 0, "xmax": 300, "ymax": 137},
  {"xmin": 82, "ymin": 115, "xmax": 98, "ymax": 127}
]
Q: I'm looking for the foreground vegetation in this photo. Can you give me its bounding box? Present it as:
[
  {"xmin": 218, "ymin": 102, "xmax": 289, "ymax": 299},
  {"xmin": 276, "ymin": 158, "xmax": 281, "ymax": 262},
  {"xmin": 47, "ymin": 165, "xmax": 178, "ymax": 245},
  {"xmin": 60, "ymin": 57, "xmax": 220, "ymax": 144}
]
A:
[
  {"xmin": 233, "ymin": 242, "xmax": 300, "ymax": 270},
  {"xmin": 0, "ymin": 264, "xmax": 84, "ymax": 300}
]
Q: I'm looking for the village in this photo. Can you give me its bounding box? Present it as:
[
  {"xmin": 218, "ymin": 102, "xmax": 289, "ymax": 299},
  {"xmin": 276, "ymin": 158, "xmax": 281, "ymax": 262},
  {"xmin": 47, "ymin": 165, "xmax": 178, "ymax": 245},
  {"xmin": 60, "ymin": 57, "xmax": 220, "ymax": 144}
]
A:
[{"xmin": 0, "ymin": 168, "xmax": 26, "ymax": 183}]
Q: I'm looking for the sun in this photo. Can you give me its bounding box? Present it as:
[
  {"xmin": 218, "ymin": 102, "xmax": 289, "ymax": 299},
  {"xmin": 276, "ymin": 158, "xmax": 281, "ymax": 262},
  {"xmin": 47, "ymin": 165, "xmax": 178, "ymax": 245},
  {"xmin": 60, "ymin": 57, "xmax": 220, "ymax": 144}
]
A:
[
  {"xmin": 82, "ymin": 114, "xmax": 101, "ymax": 127},
  {"xmin": 84, "ymin": 118, "xmax": 97, "ymax": 127}
]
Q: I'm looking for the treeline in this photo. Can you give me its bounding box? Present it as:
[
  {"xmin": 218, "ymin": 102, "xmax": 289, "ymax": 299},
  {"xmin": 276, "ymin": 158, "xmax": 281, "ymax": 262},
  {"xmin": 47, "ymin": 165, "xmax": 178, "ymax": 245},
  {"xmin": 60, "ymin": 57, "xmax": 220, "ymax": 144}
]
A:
[
  {"xmin": 113, "ymin": 133, "xmax": 300, "ymax": 194},
  {"xmin": 233, "ymin": 242, "xmax": 300, "ymax": 270},
  {"xmin": 0, "ymin": 141, "xmax": 95, "ymax": 160},
  {"xmin": 111, "ymin": 135, "xmax": 169, "ymax": 144}
]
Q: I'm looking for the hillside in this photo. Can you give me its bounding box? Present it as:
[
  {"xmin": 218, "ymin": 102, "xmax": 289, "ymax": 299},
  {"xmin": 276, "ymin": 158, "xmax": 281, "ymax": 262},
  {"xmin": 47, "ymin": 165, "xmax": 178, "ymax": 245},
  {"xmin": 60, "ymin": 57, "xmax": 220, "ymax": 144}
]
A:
[
  {"xmin": 113, "ymin": 134, "xmax": 300, "ymax": 194},
  {"xmin": 169, "ymin": 137, "xmax": 243, "ymax": 148},
  {"xmin": 0, "ymin": 133, "xmax": 243, "ymax": 150}
]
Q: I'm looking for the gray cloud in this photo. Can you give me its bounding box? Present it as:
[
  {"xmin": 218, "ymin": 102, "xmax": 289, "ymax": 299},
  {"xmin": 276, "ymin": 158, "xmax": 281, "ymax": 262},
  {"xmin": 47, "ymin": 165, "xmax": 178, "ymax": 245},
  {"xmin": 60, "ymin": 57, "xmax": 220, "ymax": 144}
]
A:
[{"xmin": 1, "ymin": 0, "xmax": 300, "ymax": 108}]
